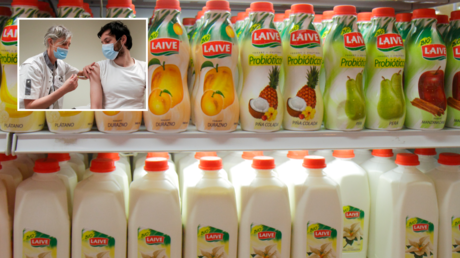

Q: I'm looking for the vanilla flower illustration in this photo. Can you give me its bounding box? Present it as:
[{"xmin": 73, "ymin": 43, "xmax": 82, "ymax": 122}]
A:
[
  {"xmin": 141, "ymin": 249, "xmax": 167, "ymax": 258},
  {"xmin": 453, "ymin": 239, "xmax": 460, "ymax": 253},
  {"xmin": 405, "ymin": 236, "xmax": 433, "ymax": 257},
  {"xmin": 253, "ymin": 244, "xmax": 279, "ymax": 258},
  {"xmin": 84, "ymin": 251, "xmax": 110, "ymax": 258},
  {"xmin": 343, "ymin": 223, "xmax": 362, "ymax": 247},
  {"xmin": 308, "ymin": 242, "xmax": 337, "ymax": 258},
  {"xmin": 201, "ymin": 246, "xmax": 226, "ymax": 258},
  {"xmin": 26, "ymin": 252, "xmax": 51, "ymax": 258}
]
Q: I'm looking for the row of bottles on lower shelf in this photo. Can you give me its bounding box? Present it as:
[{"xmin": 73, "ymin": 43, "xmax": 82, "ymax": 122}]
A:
[{"xmin": 0, "ymin": 148, "xmax": 459, "ymax": 258}]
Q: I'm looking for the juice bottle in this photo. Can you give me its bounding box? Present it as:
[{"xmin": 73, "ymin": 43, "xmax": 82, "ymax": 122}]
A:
[
  {"xmin": 360, "ymin": 149, "xmax": 397, "ymax": 257},
  {"xmin": 238, "ymin": 157, "xmax": 291, "ymax": 258},
  {"xmin": 445, "ymin": 10, "xmax": 460, "ymax": 128},
  {"xmin": 193, "ymin": 0, "xmax": 239, "ymax": 133},
  {"xmin": 323, "ymin": 150, "xmax": 370, "ymax": 257},
  {"xmin": 405, "ymin": 9, "xmax": 447, "ymax": 130},
  {"xmin": 427, "ymin": 153, "xmax": 460, "ymax": 258},
  {"xmin": 395, "ymin": 13, "xmax": 412, "ymax": 42},
  {"xmin": 95, "ymin": 111, "xmax": 142, "ymax": 133},
  {"xmin": 72, "ymin": 159, "xmax": 127, "ymax": 258},
  {"xmin": 274, "ymin": 13, "xmax": 285, "ymax": 33},
  {"xmin": 415, "ymin": 148, "xmax": 439, "ymax": 173},
  {"xmin": 374, "ymin": 154, "xmax": 438, "ymax": 258},
  {"xmin": 323, "ymin": 6, "xmax": 366, "ymax": 131},
  {"xmin": 319, "ymin": 10, "xmax": 335, "ymax": 95},
  {"xmin": 48, "ymin": 154, "xmax": 78, "ymax": 214},
  {"xmin": 0, "ymin": 0, "xmax": 45, "ymax": 132},
  {"xmin": 82, "ymin": 3, "xmax": 92, "ymax": 18},
  {"xmin": 0, "ymin": 180, "xmax": 10, "ymax": 258},
  {"xmin": 105, "ymin": 0, "xmax": 135, "ymax": 18},
  {"xmin": 357, "ymin": 12, "xmax": 372, "ymax": 40},
  {"xmin": 0, "ymin": 156, "xmax": 22, "ymax": 217},
  {"xmin": 46, "ymin": 111, "xmax": 94, "ymax": 134},
  {"xmin": 282, "ymin": 4, "xmax": 323, "ymax": 131},
  {"xmin": 240, "ymin": 2, "xmax": 284, "ymax": 132},
  {"xmin": 183, "ymin": 17, "xmax": 195, "ymax": 37},
  {"xmin": 235, "ymin": 12, "xmax": 248, "ymax": 39},
  {"xmin": 57, "ymin": 0, "xmax": 84, "ymax": 17},
  {"xmin": 133, "ymin": 153, "xmax": 179, "ymax": 191},
  {"xmin": 128, "ymin": 158, "xmax": 182, "ymax": 258},
  {"xmin": 0, "ymin": 7, "xmax": 11, "ymax": 29},
  {"xmin": 364, "ymin": 7, "xmax": 406, "ymax": 130},
  {"xmin": 14, "ymin": 159, "xmax": 70, "ymax": 258},
  {"xmin": 436, "ymin": 14, "xmax": 450, "ymax": 43},
  {"xmin": 313, "ymin": 14, "xmax": 323, "ymax": 33},
  {"xmin": 183, "ymin": 157, "xmax": 238, "ymax": 258},
  {"xmin": 291, "ymin": 156, "xmax": 343, "ymax": 258},
  {"xmin": 144, "ymin": 0, "xmax": 191, "ymax": 133}
]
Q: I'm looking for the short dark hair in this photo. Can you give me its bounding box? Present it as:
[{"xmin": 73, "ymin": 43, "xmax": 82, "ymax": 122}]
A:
[{"xmin": 97, "ymin": 21, "xmax": 132, "ymax": 50}]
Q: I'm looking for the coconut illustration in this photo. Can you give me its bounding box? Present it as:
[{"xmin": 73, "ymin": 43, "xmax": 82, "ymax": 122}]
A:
[
  {"xmin": 286, "ymin": 96, "xmax": 307, "ymax": 118},
  {"xmin": 249, "ymin": 97, "xmax": 269, "ymax": 119}
]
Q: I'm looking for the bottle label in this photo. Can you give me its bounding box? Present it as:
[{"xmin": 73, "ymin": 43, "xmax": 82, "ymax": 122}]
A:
[
  {"xmin": 81, "ymin": 229, "xmax": 115, "ymax": 258},
  {"xmin": 342, "ymin": 205, "xmax": 365, "ymax": 252},
  {"xmin": 137, "ymin": 228, "xmax": 171, "ymax": 258},
  {"xmin": 445, "ymin": 20, "xmax": 460, "ymax": 128},
  {"xmin": 452, "ymin": 217, "xmax": 460, "ymax": 257},
  {"xmin": 405, "ymin": 217, "xmax": 434, "ymax": 257},
  {"xmin": 306, "ymin": 222, "xmax": 338, "ymax": 257},
  {"xmin": 249, "ymin": 224, "xmax": 282, "ymax": 256},
  {"xmin": 197, "ymin": 226, "xmax": 229, "ymax": 258},
  {"xmin": 22, "ymin": 230, "xmax": 57, "ymax": 258}
]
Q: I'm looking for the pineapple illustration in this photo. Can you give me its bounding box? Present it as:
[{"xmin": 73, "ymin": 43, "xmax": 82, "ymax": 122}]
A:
[
  {"xmin": 297, "ymin": 66, "xmax": 319, "ymax": 109},
  {"xmin": 259, "ymin": 66, "xmax": 280, "ymax": 110}
]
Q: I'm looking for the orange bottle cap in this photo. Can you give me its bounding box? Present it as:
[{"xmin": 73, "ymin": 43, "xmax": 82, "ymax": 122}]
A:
[
  {"xmin": 303, "ymin": 156, "xmax": 327, "ymax": 169},
  {"xmin": 252, "ymin": 156, "xmax": 276, "ymax": 169},
  {"xmin": 144, "ymin": 157, "xmax": 169, "ymax": 172}
]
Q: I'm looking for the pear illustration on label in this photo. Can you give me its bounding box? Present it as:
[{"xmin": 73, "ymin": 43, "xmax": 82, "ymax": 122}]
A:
[
  {"xmin": 377, "ymin": 76, "xmax": 404, "ymax": 120},
  {"xmin": 248, "ymin": 66, "xmax": 280, "ymax": 122},
  {"xmin": 200, "ymin": 61, "xmax": 235, "ymax": 116},
  {"xmin": 345, "ymin": 74, "xmax": 365, "ymax": 121}
]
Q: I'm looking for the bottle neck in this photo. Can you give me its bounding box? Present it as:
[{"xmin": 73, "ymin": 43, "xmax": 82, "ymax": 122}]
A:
[
  {"xmin": 395, "ymin": 164, "xmax": 421, "ymax": 174},
  {"xmin": 418, "ymin": 155, "xmax": 436, "ymax": 162},
  {"xmin": 255, "ymin": 169, "xmax": 275, "ymax": 177},
  {"xmin": 144, "ymin": 171, "xmax": 168, "ymax": 179},
  {"xmin": 305, "ymin": 168, "xmax": 325, "ymax": 177},
  {"xmin": 12, "ymin": 5, "xmax": 38, "ymax": 17},
  {"xmin": 437, "ymin": 164, "xmax": 459, "ymax": 173},
  {"xmin": 33, "ymin": 172, "xmax": 59, "ymax": 180},
  {"xmin": 370, "ymin": 156, "xmax": 394, "ymax": 163},
  {"xmin": 202, "ymin": 170, "xmax": 222, "ymax": 178}
]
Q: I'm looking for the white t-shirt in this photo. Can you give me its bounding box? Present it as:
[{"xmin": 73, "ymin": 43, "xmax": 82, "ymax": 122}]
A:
[{"xmin": 97, "ymin": 59, "xmax": 146, "ymax": 109}]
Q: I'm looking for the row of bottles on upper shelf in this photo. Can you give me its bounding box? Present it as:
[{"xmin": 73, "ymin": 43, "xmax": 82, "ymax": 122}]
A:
[{"xmin": 0, "ymin": 148, "xmax": 459, "ymax": 257}]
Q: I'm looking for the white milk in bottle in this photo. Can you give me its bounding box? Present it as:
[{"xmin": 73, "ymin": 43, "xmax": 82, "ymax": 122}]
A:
[
  {"xmin": 181, "ymin": 152, "xmax": 217, "ymax": 197},
  {"xmin": 72, "ymin": 158, "xmax": 127, "ymax": 258},
  {"xmin": 0, "ymin": 157, "xmax": 22, "ymax": 217},
  {"xmin": 374, "ymin": 153, "xmax": 438, "ymax": 258},
  {"xmin": 222, "ymin": 151, "xmax": 244, "ymax": 175},
  {"xmin": 96, "ymin": 153, "xmax": 131, "ymax": 182},
  {"xmin": 324, "ymin": 150, "xmax": 370, "ymax": 257},
  {"xmin": 353, "ymin": 149, "xmax": 372, "ymax": 165},
  {"xmin": 238, "ymin": 157, "xmax": 291, "ymax": 258},
  {"xmin": 0, "ymin": 180, "xmax": 10, "ymax": 258},
  {"xmin": 0, "ymin": 154, "xmax": 33, "ymax": 180},
  {"xmin": 427, "ymin": 153, "xmax": 460, "ymax": 258},
  {"xmin": 14, "ymin": 159, "xmax": 70, "ymax": 258},
  {"xmin": 291, "ymin": 156, "xmax": 343, "ymax": 258},
  {"xmin": 69, "ymin": 153, "xmax": 86, "ymax": 181},
  {"xmin": 183, "ymin": 157, "xmax": 238, "ymax": 258},
  {"xmin": 312, "ymin": 150, "xmax": 335, "ymax": 164},
  {"xmin": 133, "ymin": 153, "xmax": 178, "ymax": 189},
  {"xmin": 415, "ymin": 148, "xmax": 439, "ymax": 173},
  {"xmin": 128, "ymin": 158, "xmax": 182, "ymax": 258},
  {"xmin": 47, "ymin": 154, "xmax": 78, "ymax": 214}
]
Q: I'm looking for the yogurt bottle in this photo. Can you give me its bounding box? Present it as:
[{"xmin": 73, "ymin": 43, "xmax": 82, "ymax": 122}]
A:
[
  {"xmin": 238, "ymin": 157, "xmax": 291, "ymax": 258},
  {"xmin": 105, "ymin": 0, "xmax": 135, "ymax": 18},
  {"xmin": 427, "ymin": 153, "xmax": 460, "ymax": 258},
  {"xmin": 183, "ymin": 18, "xmax": 195, "ymax": 39},
  {"xmin": 357, "ymin": 12, "xmax": 372, "ymax": 40},
  {"xmin": 291, "ymin": 156, "xmax": 343, "ymax": 258},
  {"xmin": 415, "ymin": 148, "xmax": 439, "ymax": 173},
  {"xmin": 95, "ymin": 111, "xmax": 142, "ymax": 133},
  {"xmin": 396, "ymin": 13, "xmax": 412, "ymax": 42},
  {"xmin": 274, "ymin": 13, "xmax": 285, "ymax": 33},
  {"xmin": 319, "ymin": 10, "xmax": 334, "ymax": 95},
  {"xmin": 128, "ymin": 158, "xmax": 182, "ymax": 258},
  {"xmin": 313, "ymin": 14, "xmax": 323, "ymax": 33},
  {"xmin": 436, "ymin": 15, "xmax": 450, "ymax": 43},
  {"xmin": 0, "ymin": 7, "xmax": 11, "ymax": 28},
  {"xmin": 0, "ymin": 180, "xmax": 10, "ymax": 258},
  {"xmin": 57, "ymin": 0, "xmax": 84, "ymax": 17},
  {"xmin": 14, "ymin": 159, "xmax": 70, "ymax": 258},
  {"xmin": 72, "ymin": 159, "xmax": 127, "ymax": 258},
  {"xmin": 445, "ymin": 10, "xmax": 460, "ymax": 128},
  {"xmin": 46, "ymin": 111, "xmax": 94, "ymax": 134}
]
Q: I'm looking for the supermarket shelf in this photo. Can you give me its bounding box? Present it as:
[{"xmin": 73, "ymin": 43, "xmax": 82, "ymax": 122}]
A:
[{"xmin": 11, "ymin": 126, "xmax": 460, "ymax": 154}]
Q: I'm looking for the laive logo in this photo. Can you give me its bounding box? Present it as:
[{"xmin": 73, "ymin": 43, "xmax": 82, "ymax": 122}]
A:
[
  {"xmin": 258, "ymin": 231, "xmax": 276, "ymax": 240},
  {"xmin": 150, "ymin": 38, "xmax": 180, "ymax": 56},
  {"xmin": 202, "ymin": 41, "xmax": 232, "ymax": 58},
  {"xmin": 205, "ymin": 233, "xmax": 223, "ymax": 242},
  {"xmin": 314, "ymin": 230, "xmax": 332, "ymax": 239},
  {"xmin": 252, "ymin": 29, "xmax": 281, "ymax": 48},
  {"xmin": 421, "ymin": 44, "xmax": 447, "ymax": 61},
  {"xmin": 345, "ymin": 211, "xmax": 360, "ymax": 219},
  {"xmin": 413, "ymin": 224, "xmax": 429, "ymax": 232},
  {"xmin": 453, "ymin": 45, "xmax": 460, "ymax": 61},
  {"xmin": 344, "ymin": 32, "xmax": 366, "ymax": 51},
  {"xmin": 30, "ymin": 238, "xmax": 50, "ymax": 247},
  {"xmin": 89, "ymin": 237, "xmax": 109, "ymax": 246},
  {"xmin": 290, "ymin": 29, "xmax": 321, "ymax": 49},
  {"xmin": 145, "ymin": 236, "xmax": 164, "ymax": 245},
  {"xmin": 377, "ymin": 33, "xmax": 404, "ymax": 52},
  {"xmin": 1, "ymin": 25, "xmax": 17, "ymax": 46}
]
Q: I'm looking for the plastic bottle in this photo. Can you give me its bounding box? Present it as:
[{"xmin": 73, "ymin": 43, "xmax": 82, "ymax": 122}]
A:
[
  {"xmin": 357, "ymin": 12, "xmax": 372, "ymax": 40},
  {"xmin": 323, "ymin": 6, "xmax": 366, "ymax": 131},
  {"xmin": 274, "ymin": 13, "xmax": 285, "ymax": 33},
  {"xmin": 266, "ymin": 150, "xmax": 289, "ymax": 167},
  {"xmin": 323, "ymin": 150, "xmax": 370, "ymax": 257},
  {"xmin": 353, "ymin": 149, "xmax": 373, "ymax": 165},
  {"xmin": 180, "ymin": 152, "xmax": 217, "ymax": 196},
  {"xmin": 235, "ymin": 11, "xmax": 247, "ymax": 39},
  {"xmin": 57, "ymin": 0, "xmax": 84, "ymax": 17},
  {"xmin": 188, "ymin": 7, "xmax": 207, "ymax": 108},
  {"xmin": 240, "ymin": 2, "xmax": 284, "ymax": 132},
  {"xmin": 183, "ymin": 157, "xmax": 238, "ymax": 258},
  {"xmin": 364, "ymin": 8, "xmax": 406, "ymax": 130},
  {"xmin": 374, "ymin": 153, "xmax": 438, "ymax": 258},
  {"xmin": 415, "ymin": 148, "xmax": 439, "ymax": 173},
  {"xmin": 14, "ymin": 159, "xmax": 70, "ymax": 258},
  {"xmin": 404, "ymin": 9, "xmax": 447, "ymax": 130},
  {"xmin": 395, "ymin": 13, "xmax": 412, "ymax": 42},
  {"xmin": 445, "ymin": 10, "xmax": 460, "ymax": 129},
  {"xmin": 105, "ymin": 0, "xmax": 135, "ymax": 18},
  {"xmin": 238, "ymin": 157, "xmax": 291, "ymax": 258},
  {"xmin": 0, "ymin": 180, "xmax": 10, "ymax": 258},
  {"xmin": 69, "ymin": 153, "xmax": 87, "ymax": 181},
  {"xmin": 47, "ymin": 154, "xmax": 78, "ymax": 214},
  {"xmin": 319, "ymin": 10, "xmax": 334, "ymax": 95},
  {"xmin": 183, "ymin": 17, "xmax": 196, "ymax": 35},
  {"xmin": 145, "ymin": 0, "xmax": 191, "ymax": 133},
  {"xmin": 282, "ymin": 4, "xmax": 324, "ymax": 131},
  {"xmin": 82, "ymin": 2, "xmax": 92, "ymax": 18},
  {"xmin": 436, "ymin": 14, "xmax": 450, "ymax": 43},
  {"xmin": 426, "ymin": 153, "xmax": 460, "ymax": 257},
  {"xmin": 96, "ymin": 153, "xmax": 132, "ymax": 182},
  {"xmin": 313, "ymin": 14, "xmax": 323, "ymax": 33},
  {"xmin": 133, "ymin": 153, "xmax": 177, "ymax": 185},
  {"xmin": 275, "ymin": 150, "xmax": 309, "ymax": 213},
  {"xmin": 291, "ymin": 156, "xmax": 343, "ymax": 258},
  {"xmin": 72, "ymin": 158, "xmax": 127, "ymax": 258},
  {"xmin": 193, "ymin": 0, "xmax": 240, "ymax": 133},
  {"xmin": 46, "ymin": 111, "xmax": 94, "ymax": 134},
  {"xmin": 0, "ymin": 6, "xmax": 11, "ymax": 29},
  {"xmin": 0, "ymin": 156, "xmax": 22, "ymax": 217},
  {"xmin": 0, "ymin": 0, "xmax": 45, "ymax": 132},
  {"xmin": 221, "ymin": 151, "xmax": 242, "ymax": 175},
  {"xmin": 128, "ymin": 158, "xmax": 182, "ymax": 258},
  {"xmin": 360, "ymin": 149, "xmax": 397, "ymax": 257},
  {"xmin": 312, "ymin": 149, "xmax": 334, "ymax": 164},
  {"xmin": 95, "ymin": 111, "xmax": 142, "ymax": 133},
  {"xmin": 0, "ymin": 154, "xmax": 30, "ymax": 181}
]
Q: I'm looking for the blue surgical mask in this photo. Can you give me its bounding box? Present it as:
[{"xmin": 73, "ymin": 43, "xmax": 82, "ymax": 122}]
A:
[
  {"xmin": 102, "ymin": 39, "xmax": 121, "ymax": 60},
  {"xmin": 53, "ymin": 46, "xmax": 68, "ymax": 60}
]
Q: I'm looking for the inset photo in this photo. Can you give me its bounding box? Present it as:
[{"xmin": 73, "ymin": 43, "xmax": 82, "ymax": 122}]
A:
[{"xmin": 17, "ymin": 18, "xmax": 147, "ymax": 111}]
